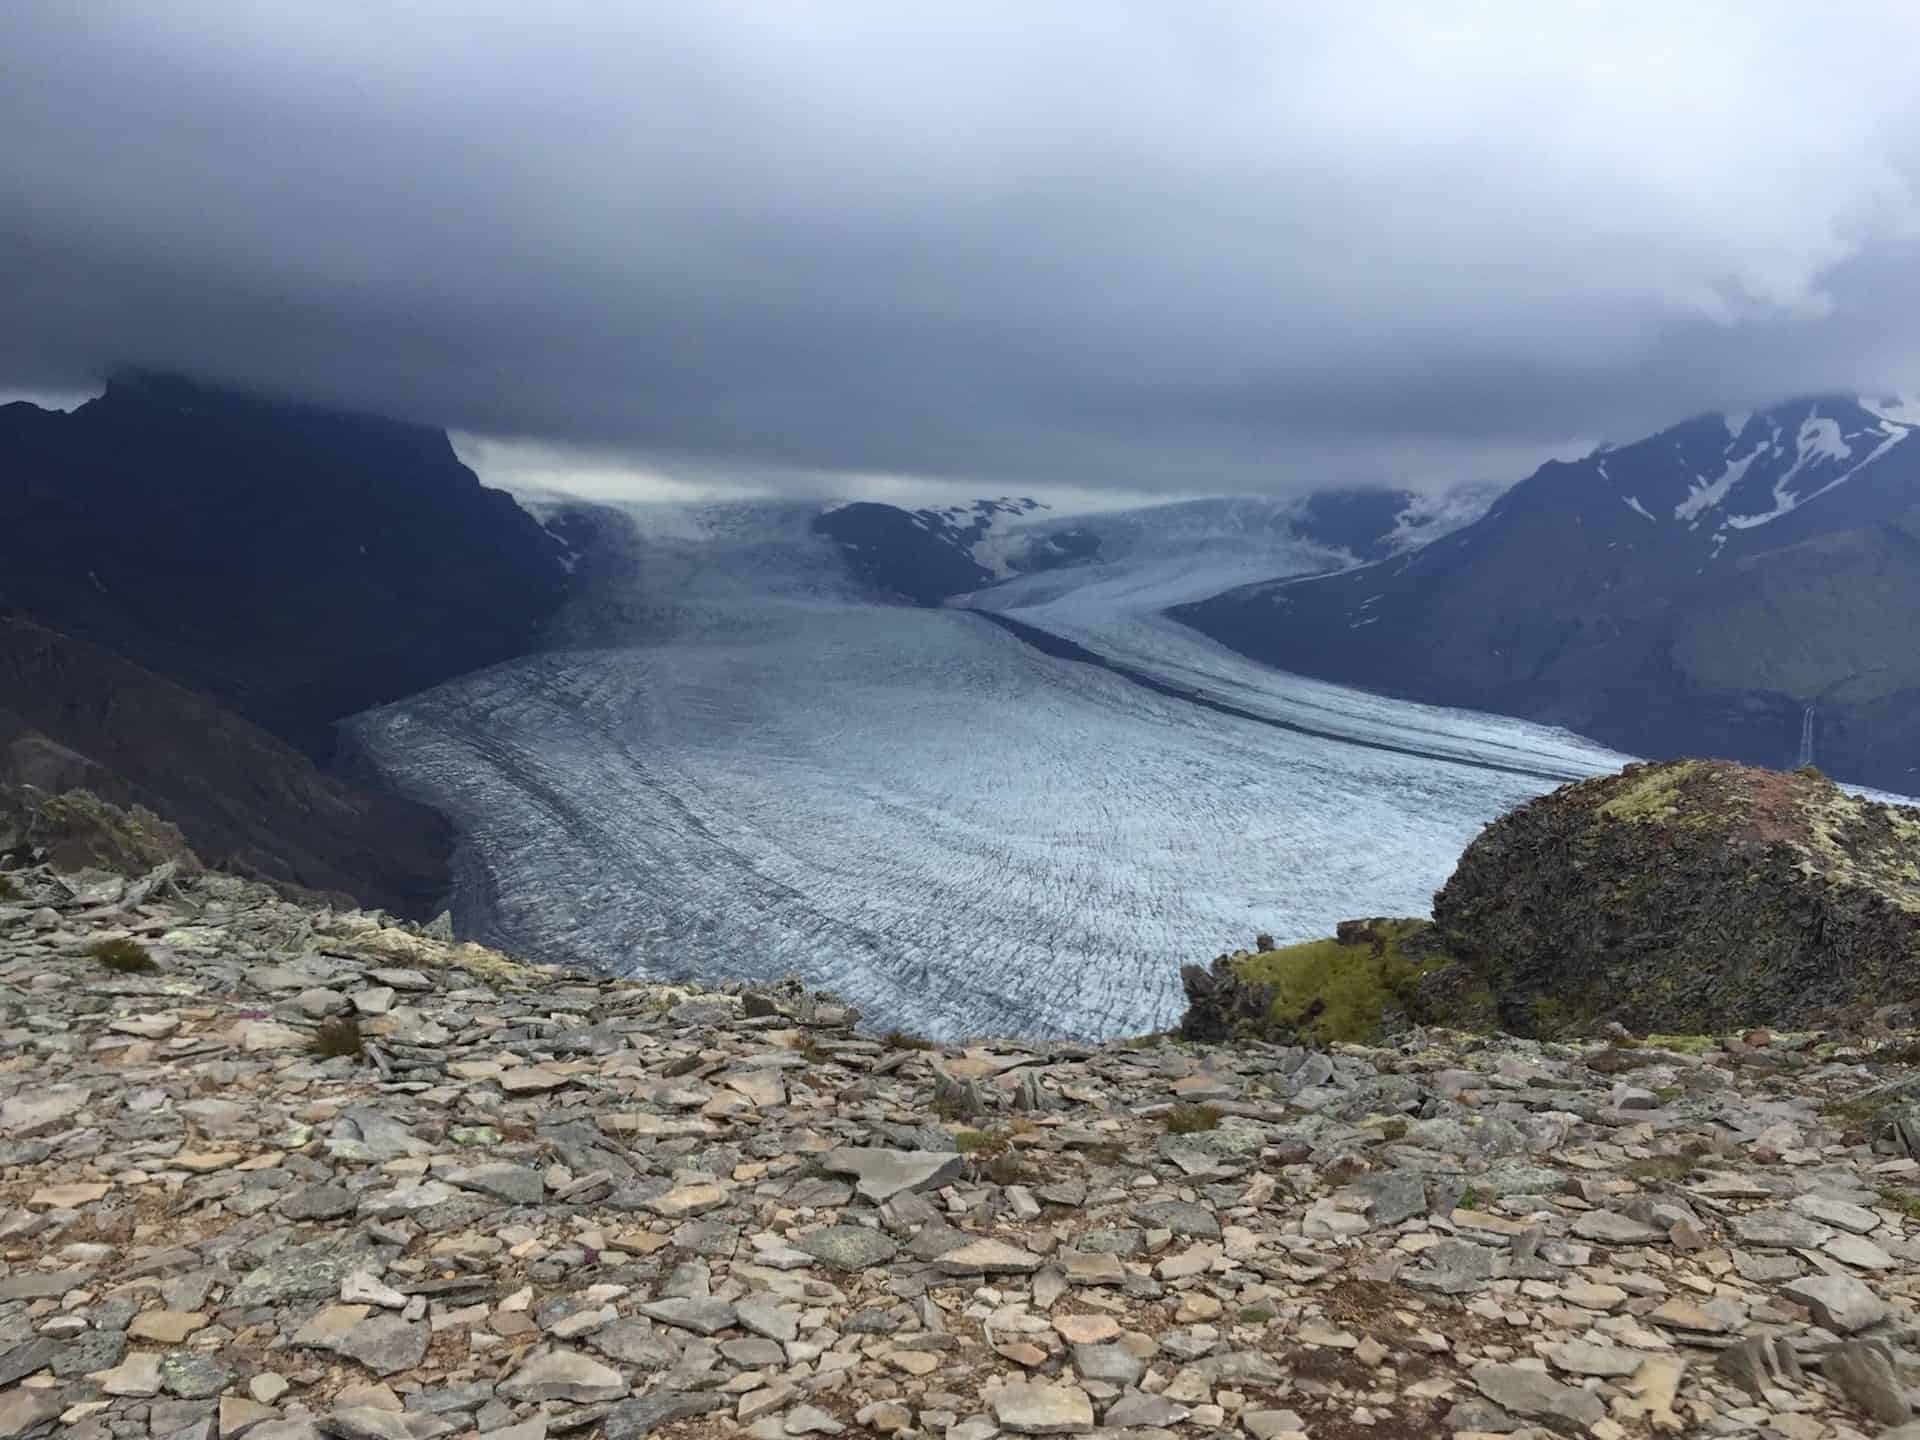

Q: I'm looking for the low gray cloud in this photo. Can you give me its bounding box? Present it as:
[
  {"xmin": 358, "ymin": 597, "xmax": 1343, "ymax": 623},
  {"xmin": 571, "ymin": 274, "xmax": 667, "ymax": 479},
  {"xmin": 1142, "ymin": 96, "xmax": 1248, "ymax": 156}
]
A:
[{"xmin": 6, "ymin": 2, "xmax": 1920, "ymax": 497}]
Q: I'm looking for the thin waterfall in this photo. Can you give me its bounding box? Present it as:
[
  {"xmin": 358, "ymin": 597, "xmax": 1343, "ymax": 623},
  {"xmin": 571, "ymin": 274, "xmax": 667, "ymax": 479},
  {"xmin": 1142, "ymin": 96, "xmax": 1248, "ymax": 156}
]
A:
[{"xmin": 1796, "ymin": 704, "xmax": 1815, "ymax": 768}]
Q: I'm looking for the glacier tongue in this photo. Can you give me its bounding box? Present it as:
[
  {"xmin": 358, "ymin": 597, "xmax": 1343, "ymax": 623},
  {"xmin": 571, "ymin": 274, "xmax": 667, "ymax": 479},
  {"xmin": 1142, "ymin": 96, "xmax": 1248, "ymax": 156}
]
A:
[{"xmin": 349, "ymin": 499, "xmax": 1625, "ymax": 1040}]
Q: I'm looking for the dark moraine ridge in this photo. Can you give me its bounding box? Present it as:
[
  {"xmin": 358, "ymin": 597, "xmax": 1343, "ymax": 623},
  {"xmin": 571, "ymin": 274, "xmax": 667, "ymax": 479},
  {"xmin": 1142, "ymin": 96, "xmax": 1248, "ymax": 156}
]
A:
[{"xmin": 967, "ymin": 609, "xmax": 1590, "ymax": 784}]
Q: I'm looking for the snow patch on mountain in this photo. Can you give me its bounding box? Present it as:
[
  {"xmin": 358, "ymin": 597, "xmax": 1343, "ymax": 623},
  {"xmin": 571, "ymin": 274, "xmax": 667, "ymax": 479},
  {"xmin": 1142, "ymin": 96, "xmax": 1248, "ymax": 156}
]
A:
[
  {"xmin": 1675, "ymin": 443, "xmax": 1764, "ymax": 524},
  {"xmin": 1861, "ymin": 394, "xmax": 1920, "ymax": 427},
  {"xmin": 1725, "ymin": 419, "xmax": 1910, "ymax": 531}
]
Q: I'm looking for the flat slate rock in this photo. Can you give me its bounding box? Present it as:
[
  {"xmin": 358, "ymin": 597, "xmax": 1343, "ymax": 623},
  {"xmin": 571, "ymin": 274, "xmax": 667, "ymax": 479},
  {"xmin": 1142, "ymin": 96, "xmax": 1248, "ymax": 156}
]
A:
[
  {"xmin": 818, "ymin": 1146, "xmax": 965, "ymax": 1203},
  {"xmin": 794, "ymin": 1226, "xmax": 899, "ymax": 1271}
]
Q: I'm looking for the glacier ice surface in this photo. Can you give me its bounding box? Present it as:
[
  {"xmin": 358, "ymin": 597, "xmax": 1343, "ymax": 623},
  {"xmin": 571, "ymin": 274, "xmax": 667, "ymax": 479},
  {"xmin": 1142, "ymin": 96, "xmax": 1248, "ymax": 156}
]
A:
[{"xmin": 348, "ymin": 499, "xmax": 1629, "ymax": 1040}]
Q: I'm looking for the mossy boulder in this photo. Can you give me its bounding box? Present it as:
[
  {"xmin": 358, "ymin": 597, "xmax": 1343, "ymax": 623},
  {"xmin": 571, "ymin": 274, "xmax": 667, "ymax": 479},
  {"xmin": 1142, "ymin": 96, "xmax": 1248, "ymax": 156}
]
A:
[
  {"xmin": 1180, "ymin": 918, "xmax": 1473, "ymax": 1045},
  {"xmin": 1432, "ymin": 758, "xmax": 1920, "ymax": 1037}
]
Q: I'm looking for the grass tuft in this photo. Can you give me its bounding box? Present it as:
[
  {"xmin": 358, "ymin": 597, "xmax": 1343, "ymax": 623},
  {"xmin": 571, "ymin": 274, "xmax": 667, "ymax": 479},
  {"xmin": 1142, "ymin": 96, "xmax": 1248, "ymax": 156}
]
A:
[
  {"xmin": 89, "ymin": 937, "xmax": 157, "ymax": 974},
  {"xmin": 311, "ymin": 1016, "xmax": 366, "ymax": 1060},
  {"xmin": 986, "ymin": 1150, "xmax": 1039, "ymax": 1186},
  {"xmin": 1644, "ymin": 1033, "xmax": 1715, "ymax": 1056},
  {"xmin": 882, "ymin": 1030, "xmax": 936, "ymax": 1051},
  {"xmin": 1877, "ymin": 1186, "xmax": 1920, "ymax": 1222},
  {"xmin": 954, "ymin": 1128, "xmax": 1004, "ymax": 1155},
  {"xmin": 1626, "ymin": 1155, "xmax": 1696, "ymax": 1185},
  {"xmin": 794, "ymin": 1035, "xmax": 832, "ymax": 1066},
  {"xmin": 1164, "ymin": 1103, "xmax": 1223, "ymax": 1134}
]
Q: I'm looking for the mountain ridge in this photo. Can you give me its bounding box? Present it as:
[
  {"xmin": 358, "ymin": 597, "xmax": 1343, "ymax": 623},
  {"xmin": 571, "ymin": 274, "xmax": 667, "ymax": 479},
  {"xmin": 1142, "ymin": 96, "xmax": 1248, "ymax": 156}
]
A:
[
  {"xmin": 0, "ymin": 371, "xmax": 574, "ymax": 758},
  {"xmin": 0, "ymin": 371, "xmax": 577, "ymax": 912},
  {"xmin": 1174, "ymin": 395, "xmax": 1920, "ymax": 791}
]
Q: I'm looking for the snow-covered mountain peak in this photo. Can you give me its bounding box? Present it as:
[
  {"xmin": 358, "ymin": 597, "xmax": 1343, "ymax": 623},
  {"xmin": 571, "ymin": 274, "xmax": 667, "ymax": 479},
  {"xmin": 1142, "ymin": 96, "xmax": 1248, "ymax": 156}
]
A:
[{"xmin": 1542, "ymin": 396, "xmax": 1916, "ymax": 562}]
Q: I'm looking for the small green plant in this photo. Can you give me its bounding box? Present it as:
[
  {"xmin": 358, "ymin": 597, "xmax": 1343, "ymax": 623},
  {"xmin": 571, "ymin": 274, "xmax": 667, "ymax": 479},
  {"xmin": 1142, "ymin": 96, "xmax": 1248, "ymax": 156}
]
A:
[
  {"xmin": 1644, "ymin": 1033, "xmax": 1715, "ymax": 1056},
  {"xmin": 1627, "ymin": 1155, "xmax": 1695, "ymax": 1185},
  {"xmin": 931, "ymin": 1092, "xmax": 972, "ymax": 1121},
  {"xmin": 882, "ymin": 1030, "xmax": 936, "ymax": 1051},
  {"xmin": 89, "ymin": 938, "xmax": 157, "ymax": 974},
  {"xmin": 1238, "ymin": 1303, "xmax": 1278, "ymax": 1324},
  {"xmin": 1821, "ymin": 1094, "xmax": 1884, "ymax": 1130},
  {"xmin": 311, "ymin": 1017, "xmax": 366, "ymax": 1060},
  {"xmin": 1653, "ymin": 1086, "xmax": 1684, "ymax": 1105},
  {"xmin": 954, "ymin": 1128, "xmax": 1005, "ymax": 1155},
  {"xmin": 1878, "ymin": 1186, "xmax": 1920, "ymax": 1222},
  {"xmin": 986, "ymin": 1150, "xmax": 1039, "ymax": 1186},
  {"xmin": 1457, "ymin": 1186, "xmax": 1490, "ymax": 1210},
  {"xmin": 1164, "ymin": 1104, "xmax": 1223, "ymax": 1135},
  {"xmin": 794, "ymin": 1035, "xmax": 832, "ymax": 1066},
  {"xmin": 1378, "ymin": 1119, "xmax": 1409, "ymax": 1142}
]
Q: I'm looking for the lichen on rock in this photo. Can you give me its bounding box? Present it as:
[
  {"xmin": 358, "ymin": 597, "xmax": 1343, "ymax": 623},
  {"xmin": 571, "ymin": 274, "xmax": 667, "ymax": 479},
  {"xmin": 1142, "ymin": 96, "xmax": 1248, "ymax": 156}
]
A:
[{"xmin": 1432, "ymin": 758, "xmax": 1920, "ymax": 1037}]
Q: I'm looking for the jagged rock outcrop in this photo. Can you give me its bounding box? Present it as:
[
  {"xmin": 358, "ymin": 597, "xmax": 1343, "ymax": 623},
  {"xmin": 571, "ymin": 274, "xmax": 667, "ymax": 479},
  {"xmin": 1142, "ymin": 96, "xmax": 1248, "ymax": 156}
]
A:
[
  {"xmin": 0, "ymin": 782, "xmax": 201, "ymax": 879},
  {"xmin": 1432, "ymin": 759, "xmax": 1920, "ymax": 1037}
]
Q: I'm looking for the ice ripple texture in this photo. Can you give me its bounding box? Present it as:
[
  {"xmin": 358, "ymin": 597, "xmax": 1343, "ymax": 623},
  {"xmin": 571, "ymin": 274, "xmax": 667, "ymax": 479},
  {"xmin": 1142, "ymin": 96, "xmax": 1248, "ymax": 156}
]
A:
[{"xmin": 347, "ymin": 500, "xmax": 1630, "ymax": 1040}]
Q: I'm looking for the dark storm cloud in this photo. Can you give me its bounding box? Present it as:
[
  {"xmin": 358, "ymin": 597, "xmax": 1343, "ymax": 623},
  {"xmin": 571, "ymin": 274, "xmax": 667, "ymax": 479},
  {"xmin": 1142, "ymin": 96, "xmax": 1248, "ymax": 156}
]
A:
[{"xmin": 7, "ymin": 2, "xmax": 1920, "ymax": 496}]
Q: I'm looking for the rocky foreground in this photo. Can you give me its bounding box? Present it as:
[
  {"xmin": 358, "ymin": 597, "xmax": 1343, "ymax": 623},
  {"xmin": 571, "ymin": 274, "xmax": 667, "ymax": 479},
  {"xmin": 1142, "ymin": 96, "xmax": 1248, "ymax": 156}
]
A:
[{"xmin": 9, "ymin": 863, "xmax": 1920, "ymax": 1440}]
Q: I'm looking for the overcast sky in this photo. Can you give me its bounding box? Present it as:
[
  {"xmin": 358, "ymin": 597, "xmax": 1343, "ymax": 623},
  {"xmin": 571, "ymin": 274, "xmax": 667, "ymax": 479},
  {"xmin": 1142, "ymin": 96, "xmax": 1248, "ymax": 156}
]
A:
[{"xmin": 7, "ymin": 3, "xmax": 1920, "ymax": 502}]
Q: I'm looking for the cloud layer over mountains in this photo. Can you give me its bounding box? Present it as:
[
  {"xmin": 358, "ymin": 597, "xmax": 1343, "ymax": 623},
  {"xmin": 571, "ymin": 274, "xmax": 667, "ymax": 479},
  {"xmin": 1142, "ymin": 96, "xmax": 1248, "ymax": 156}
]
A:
[{"xmin": 7, "ymin": 2, "xmax": 1920, "ymax": 495}]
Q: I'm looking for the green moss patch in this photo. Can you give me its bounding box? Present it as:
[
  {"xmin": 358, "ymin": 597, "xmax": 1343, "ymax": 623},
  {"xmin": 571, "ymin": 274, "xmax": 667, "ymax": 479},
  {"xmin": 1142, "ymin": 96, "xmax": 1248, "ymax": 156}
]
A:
[
  {"xmin": 1644, "ymin": 1033, "xmax": 1715, "ymax": 1055},
  {"xmin": 1595, "ymin": 761, "xmax": 1705, "ymax": 824},
  {"xmin": 1230, "ymin": 919, "xmax": 1449, "ymax": 1046}
]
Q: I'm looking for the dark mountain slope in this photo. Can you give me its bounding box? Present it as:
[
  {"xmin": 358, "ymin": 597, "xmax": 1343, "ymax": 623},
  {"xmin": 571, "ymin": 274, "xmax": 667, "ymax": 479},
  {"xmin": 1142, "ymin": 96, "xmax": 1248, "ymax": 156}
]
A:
[
  {"xmin": 1175, "ymin": 397, "xmax": 1920, "ymax": 789},
  {"xmin": 0, "ymin": 372, "xmax": 572, "ymax": 758},
  {"xmin": 812, "ymin": 497, "xmax": 1047, "ymax": 603},
  {"xmin": 0, "ymin": 617, "xmax": 451, "ymax": 913},
  {"xmin": 1290, "ymin": 486, "xmax": 1419, "ymax": 560}
]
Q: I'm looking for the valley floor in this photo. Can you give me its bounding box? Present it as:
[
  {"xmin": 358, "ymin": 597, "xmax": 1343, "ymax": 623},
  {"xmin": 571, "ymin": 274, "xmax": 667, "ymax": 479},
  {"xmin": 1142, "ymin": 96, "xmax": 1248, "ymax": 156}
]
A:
[{"xmin": 350, "ymin": 503, "xmax": 1626, "ymax": 1040}]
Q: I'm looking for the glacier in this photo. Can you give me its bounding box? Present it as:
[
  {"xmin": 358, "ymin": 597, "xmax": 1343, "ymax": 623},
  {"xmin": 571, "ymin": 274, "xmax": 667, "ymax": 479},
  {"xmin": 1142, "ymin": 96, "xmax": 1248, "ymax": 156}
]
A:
[{"xmin": 347, "ymin": 498, "xmax": 1629, "ymax": 1041}]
